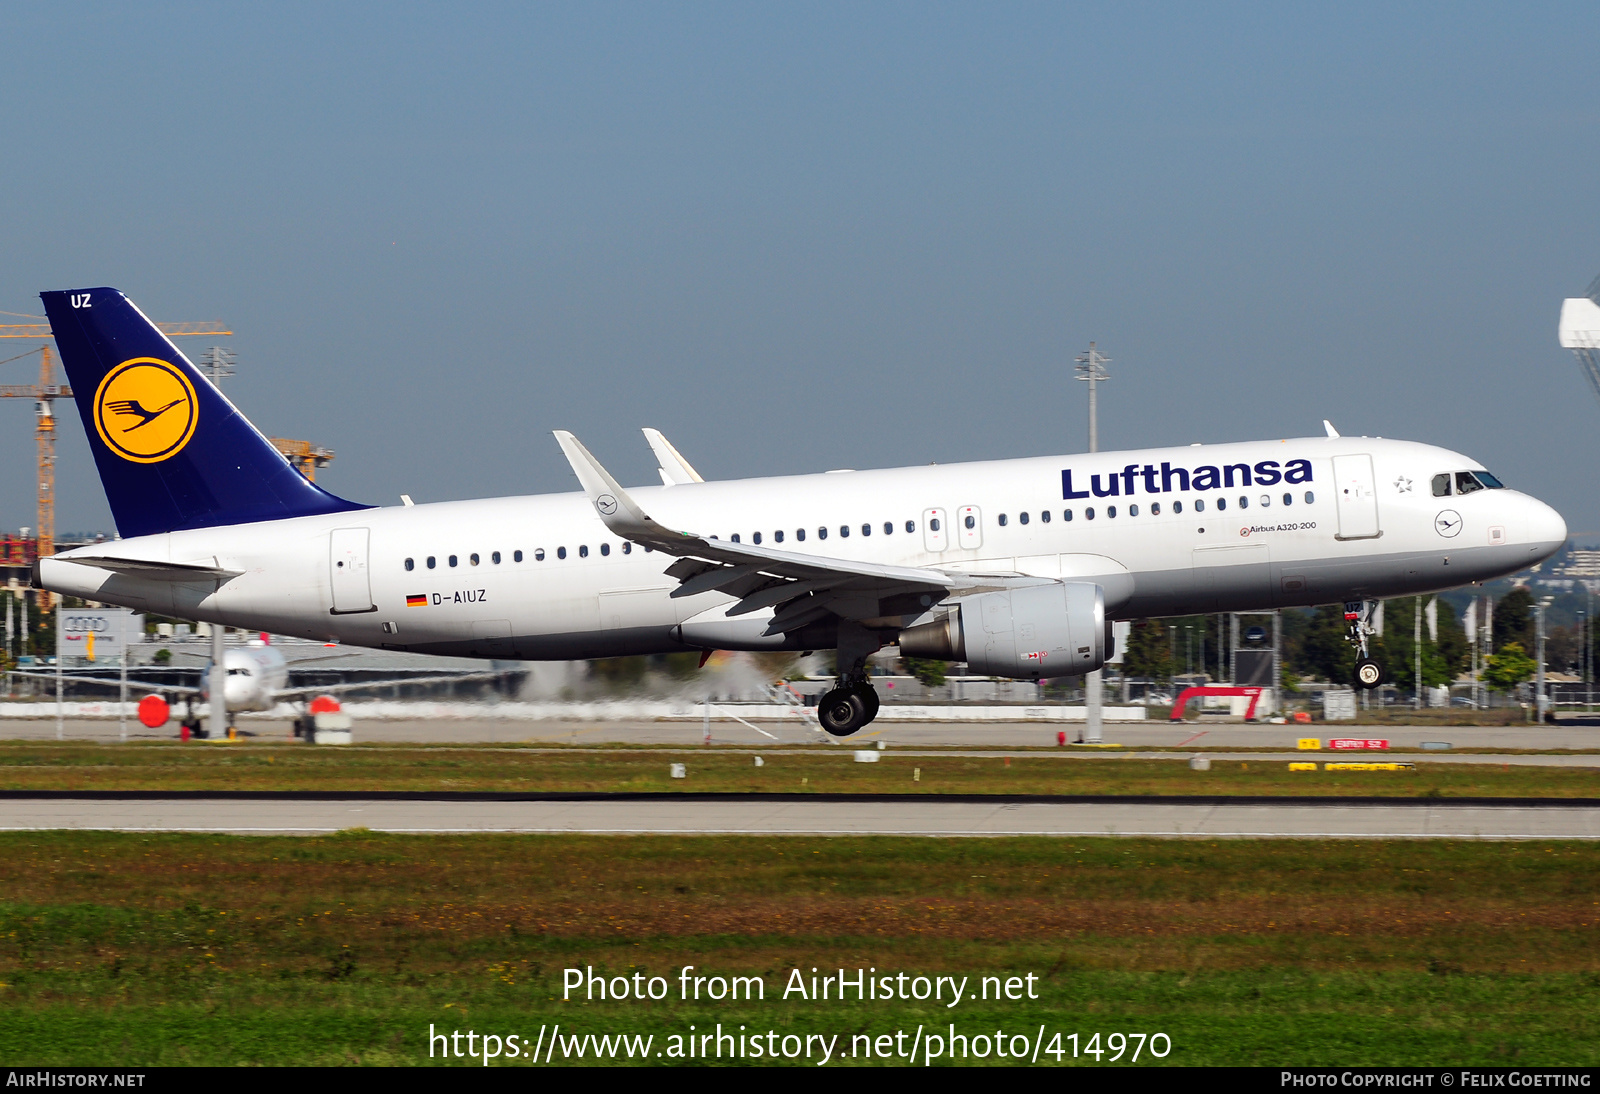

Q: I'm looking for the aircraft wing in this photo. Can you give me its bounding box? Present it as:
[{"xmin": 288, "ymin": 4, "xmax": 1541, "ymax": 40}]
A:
[
  {"xmin": 273, "ymin": 669, "xmax": 520, "ymax": 699},
  {"xmin": 554, "ymin": 431, "xmax": 1037, "ymax": 635},
  {"xmin": 4, "ymin": 670, "xmax": 201, "ymax": 695}
]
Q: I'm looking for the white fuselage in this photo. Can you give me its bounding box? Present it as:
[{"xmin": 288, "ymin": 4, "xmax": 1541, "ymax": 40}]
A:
[{"xmin": 39, "ymin": 436, "xmax": 1567, "ymax": 665}]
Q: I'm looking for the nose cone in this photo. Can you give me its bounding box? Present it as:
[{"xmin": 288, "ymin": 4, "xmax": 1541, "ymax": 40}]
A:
[{"xmin": 1521, "ymin": 494, "xmax": 1568, "ymax": 563}]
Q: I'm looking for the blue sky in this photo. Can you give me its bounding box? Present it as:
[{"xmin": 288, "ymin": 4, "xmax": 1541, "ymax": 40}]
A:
[{"xmin": 2, "ymin": 3, "xmax": 1598, "ymax": 535}]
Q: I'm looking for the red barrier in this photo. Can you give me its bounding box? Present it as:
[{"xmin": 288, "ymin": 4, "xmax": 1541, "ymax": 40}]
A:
[{"xmin": 1169, "ymin": 686, "xmax": 1265, "ymax": 721}]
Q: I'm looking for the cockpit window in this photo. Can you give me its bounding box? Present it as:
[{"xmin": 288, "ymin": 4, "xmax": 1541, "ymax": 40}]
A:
[
  {"xmin": 1475, "ymin": 470, "xmax": 1504, "ymax": 489},
  {"xmin": 1431, "ymin": 474, "xmax": 1450, "ymax": 497},
  {"xmin": 1455, "ymin": 471, "xmax": 1485, "ymax": 495}
]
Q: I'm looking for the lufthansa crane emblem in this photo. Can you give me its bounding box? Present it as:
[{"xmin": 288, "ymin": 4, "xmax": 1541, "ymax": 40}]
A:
[
  {"xmin": 1434, "ymin": 510, "xmax": 1463, "ymax": 538},
  {"xmin": 93, "ymin": 358, "xmax": 199, "ymax": 464},
  {"xmin": 596, "ymin": 494, "xmax": 618, "ymax": 516}
]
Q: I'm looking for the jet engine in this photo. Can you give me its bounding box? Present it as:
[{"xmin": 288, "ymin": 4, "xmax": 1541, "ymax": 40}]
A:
[{"xmin": 897, "ymin": 582, "xmax": 1108, "ymax": 679}]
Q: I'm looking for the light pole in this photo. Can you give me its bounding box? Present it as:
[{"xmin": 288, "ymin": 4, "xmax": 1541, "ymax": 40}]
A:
[
  {"xmin": 1074, "ymin": 341, "xmax": 1111, "ymax": 742},
  {"xmin": 1074, "ymin": 342, "xmax": 1110, "ymax": 454},
  {"xmin": 1536, "ymin": 596, "xmax": 1553, "ymax": 723}
]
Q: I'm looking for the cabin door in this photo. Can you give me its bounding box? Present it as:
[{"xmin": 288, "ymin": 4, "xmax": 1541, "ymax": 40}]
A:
[{"xmin": 329, "ymin": 528, "xmax": 375, "ymax": 613}]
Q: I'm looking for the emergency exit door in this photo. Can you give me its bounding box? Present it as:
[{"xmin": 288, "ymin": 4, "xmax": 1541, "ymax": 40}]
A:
[
  {"xmin": 1331, "ymin": 454, "xmax": 1381, "ymax": 540},
  {"xmin": 329, "ymin": 528, "xmax": 375, "ymax": 613}
]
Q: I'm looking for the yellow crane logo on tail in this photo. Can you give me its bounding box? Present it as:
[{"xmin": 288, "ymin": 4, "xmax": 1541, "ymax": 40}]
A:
[{"xmin": 93, "ymin": 358, "xmax": 198, "ymax": 463}]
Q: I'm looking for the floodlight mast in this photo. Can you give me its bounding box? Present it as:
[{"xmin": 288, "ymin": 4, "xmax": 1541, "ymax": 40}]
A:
[
  {"xmin": 1558, "ymin": 273, "xmax": 1600, "ymax": 406},
  {"xmin": 1074, "ymin": 341, "xmax": 1111, "ymax": 453}
]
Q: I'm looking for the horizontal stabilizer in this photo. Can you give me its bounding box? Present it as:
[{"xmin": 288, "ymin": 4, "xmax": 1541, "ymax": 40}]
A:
[{"xmin": 47, "ymin": 555, "xmax": 242, "ymax": 580}]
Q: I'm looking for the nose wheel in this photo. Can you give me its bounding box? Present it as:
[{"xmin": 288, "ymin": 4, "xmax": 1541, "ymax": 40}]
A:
[{"xmin": 1345, "ymin": 601, "xmax": 1387, "ymax": 690}]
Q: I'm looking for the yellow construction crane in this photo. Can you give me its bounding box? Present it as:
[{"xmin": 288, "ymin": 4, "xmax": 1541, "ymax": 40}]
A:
[
  {"xmin": 0, "ymin": 319, "xmax": 231, "ymax": 609},
  {"xmin": 269, "ymin": 438, "xmax": 336, "ymax": 482}
]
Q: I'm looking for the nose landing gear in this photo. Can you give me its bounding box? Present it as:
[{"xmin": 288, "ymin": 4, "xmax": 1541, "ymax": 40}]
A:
[{"xmin": 1345, "ymin": 600, "xmax": 1388, "ymax": 689}]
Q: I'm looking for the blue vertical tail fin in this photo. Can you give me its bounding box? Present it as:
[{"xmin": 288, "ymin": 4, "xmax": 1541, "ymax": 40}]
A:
[{"xmin": 41, "ymin": 287, "xmax": 370, "ymax": 538}]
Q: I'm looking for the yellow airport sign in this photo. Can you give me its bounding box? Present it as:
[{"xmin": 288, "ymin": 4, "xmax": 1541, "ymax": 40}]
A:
[{"xmin": 1297, "ymin": 738, "xmax": 1321, "ymax": 750}]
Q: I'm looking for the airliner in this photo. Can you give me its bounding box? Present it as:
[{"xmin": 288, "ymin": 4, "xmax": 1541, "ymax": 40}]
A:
[
  {"xmin": 12, "ymin": 637, "xmax": 514, "ymax": 736},
  {"xmin": 32, "ymin": 288, "xmax": 1567, "ymax": 735}
]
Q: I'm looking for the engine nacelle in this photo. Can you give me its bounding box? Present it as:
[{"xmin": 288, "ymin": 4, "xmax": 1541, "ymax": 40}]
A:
[{"xmin": 898, "ymin": 582, "xmax": 1107, "ymax": 679}]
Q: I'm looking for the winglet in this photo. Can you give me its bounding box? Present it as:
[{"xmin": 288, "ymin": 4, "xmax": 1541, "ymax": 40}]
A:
[
  {"xmin": 552, "ymin": 430, "xmax": 659, "ymax": 538},
  {"xmin": 1323, "ymin": 419, "xmax": 1340, "ymax": 438},
  {"xmin": 642, "ymin": 427, "xmax": 705, "ymax": 485}
]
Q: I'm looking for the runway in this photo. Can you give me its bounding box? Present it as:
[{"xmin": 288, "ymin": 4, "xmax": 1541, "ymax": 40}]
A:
[
  {"xmin": 2, "ymin": 794, "xmax": 1597, "ymax": 839},
  {"xmin": 9, "ymin": 716, "xmax": 1600, "ymax": 754}
]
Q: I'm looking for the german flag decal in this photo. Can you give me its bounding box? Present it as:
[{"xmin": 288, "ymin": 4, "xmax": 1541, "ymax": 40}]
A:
[{"xmin": 406, "ymin": 594, "xmax": 427, "ymax": 607}]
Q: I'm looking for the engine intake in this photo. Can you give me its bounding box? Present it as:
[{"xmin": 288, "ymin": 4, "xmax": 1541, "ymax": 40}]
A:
[{"xmin": 898, "ymin": 582, "xmax": 1108, "ymax": 679}]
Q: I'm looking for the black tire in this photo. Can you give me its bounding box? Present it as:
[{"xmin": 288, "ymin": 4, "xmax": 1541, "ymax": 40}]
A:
[
  {"xmin": 1354, "ymin": 658, "xmax": 1386, "ymax": 689},
  {"xmin": 818, "ymin": 689, "xmax": 868, "ymax": 736},
  {"xmin": 852, "ymin": 681, "xmax": 881, "ymax": 723}
]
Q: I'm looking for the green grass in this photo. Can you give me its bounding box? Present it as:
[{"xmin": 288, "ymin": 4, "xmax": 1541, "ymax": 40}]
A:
[
  {"xmin": 0, "ymin": 833, "xmax": 1596, "ymax": 1065},
  {"xmin": 0, "ymin": 740, "xmax": 1594, "ymax": 797}
]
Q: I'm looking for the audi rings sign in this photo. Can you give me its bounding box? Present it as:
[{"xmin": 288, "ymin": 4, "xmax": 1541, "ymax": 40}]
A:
[{"xmin": 56, "ymin": 607, "xmax": 144, "ymax": 662}]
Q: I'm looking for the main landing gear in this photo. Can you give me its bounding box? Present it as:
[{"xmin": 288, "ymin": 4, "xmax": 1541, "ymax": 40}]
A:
[
  {"xmin": 1345, "ymin": 600, "xmax": 1388, "ymax": 690},
  {"xmin": 816, "ymin": 621, "xmax": 884, "ymax": 737},
  {"xmin": 818, "ymin": 678, "xmax": 880, "ymax": 736}
]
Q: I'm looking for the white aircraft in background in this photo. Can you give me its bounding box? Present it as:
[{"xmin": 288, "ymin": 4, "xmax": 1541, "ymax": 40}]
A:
[
  {"xmin": 15, "ymin": 634, "xmax": 512, "ymax": 737},
  {"xmin": 32, "ymin": 287, "xmax": 1566, "ymax": 736}
]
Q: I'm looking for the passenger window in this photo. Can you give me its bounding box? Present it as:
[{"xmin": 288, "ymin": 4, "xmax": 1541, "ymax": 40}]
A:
[
  {"xmin": 752, "ymin": 532, "xmax": 761, "ymax": 545},
  {"xmin": 1129, "ymin": 504, "xmax": 1138, "ymax": 516},
  {"xmin": 1108, "ymin": 506, "xmax": 1117, "ymax": 518},
  {"xmin": 1040, "ymin": 511, "xmax": 1050, "ymax": 523},
  {"xmin": 470, "ymin": 553, "xmax": 480, "ymax": 566},
  {"xmin": 1431, "ymin": 474, "xmax": 1451, "ymax": 497},
  {"xmin": 818, "ymin": 527, "xmax": 827, "ymax": 540},
  {"xmin": 1173, "ymin": 501, "xmax": 1183, "ymax": 514},
  {"xmin": 1194, "ymin": 500, "xmax": 1205, "ymax": 513},
  {"xmin": 1086, "ymin": 508, "xmax": 1096, "ymax": 520},
  {"xmin": 1019, "ymin": 512, "xmax": 1029, "ymax": 525},
  {"xmin": 774, "ymin": 531, "xmax": 784, "ymax": 544},
  {"xmin": 1260, "ymin": 495, "xmax": 1270, "ymax": 507},
  {"xmin": 1064, "ymin": 510, "xmax": 1073, "ymax": 522},
  {"xmin": 1239, "ymin": 496, "xmax": 1248, "ymax": 509},
  {"xmin": 557, "ymin": 547, "xmax": 567, "ymax": 559},
  {"xmin": 492, "ymin": 551, "xmax": 501, "ymax": 564},
  {"xmin": 861, "ymin": 524, "xmax": 871, "ymax": 536},
  {"xmin": 905, "ymin": 520, "xmax": 915, "ymax": 533},
  {"xmin": 1217, "ymin": 498, "xmax": 1227, "ymax": 511},
  {"xmin": 964, "ymin": 515, "xmax": 976, "ymax": 529},
  {"xmin": 1283, "ymin": 493, "xmax": 1292, "ymax": 506},
  {"xmin": 1456, "ymin": 472, "xmax": 1484, "ymax": 495},
  {"xmin": 448, "ymin": 555, "xmax": 458, "ymax": 567},
  {"xmin": 1150, "ymin": 502, "xmax": 1161, "ymax": 515},
  {"xmin": 600, "ymin": 543, "xmax": 610, "ymax": 556},
  {"xmin": 404, "ymin": 558, "xmax": 414, "ymax": 571},
  {"xmin": 796, "ymin": 528, "xmax": 806, "ymax": 541},
  {"xmin": 579, "ymin": 545, "xmax": 589, "ymax": 558},
  {"xmin": 840, "ymin": 525, "xmax": 849, "ymax": 538},
  {"xmin": 622, "ymin": 543, "xmax": 632, "ymax": 554},
  {"xmin": 731, "ymin": 534, "xmax": 740, "ymax": 543},
  {"xmin": 427, "ymin": 556, "xmax": 436, "ymax": 569},
  {"xmin": 998, "ymin": 514, "xmax": 1008, "ymax": 527},
  {"xmin": 928, "ymin": 518, "xmax": 939, "ymax": 532},
  {"xmin": 1304, "ymin": 491, "xmax": 1314, "ymax": 504},
  {"xmin": 884, "ymin": 522, "xmax": 893, "ymax": 535}
]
